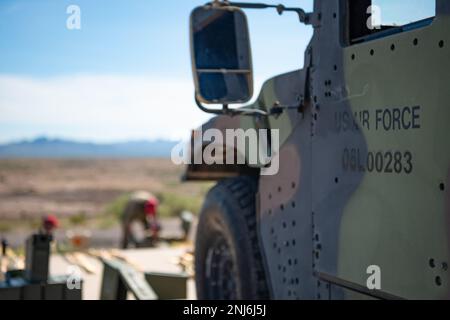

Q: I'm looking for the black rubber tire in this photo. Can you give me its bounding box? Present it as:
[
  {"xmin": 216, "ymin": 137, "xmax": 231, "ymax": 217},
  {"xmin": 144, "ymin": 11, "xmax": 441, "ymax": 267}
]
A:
[{"xmin": 195, "ymin": 176, "xmax": 270, "ymax": 300}]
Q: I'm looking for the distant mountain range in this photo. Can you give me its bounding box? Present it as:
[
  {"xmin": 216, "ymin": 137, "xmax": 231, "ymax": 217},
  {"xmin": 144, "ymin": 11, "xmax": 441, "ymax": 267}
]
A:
[{"xmin": 0, "ymin": 137, "xmax": 179, "ymax": 158}]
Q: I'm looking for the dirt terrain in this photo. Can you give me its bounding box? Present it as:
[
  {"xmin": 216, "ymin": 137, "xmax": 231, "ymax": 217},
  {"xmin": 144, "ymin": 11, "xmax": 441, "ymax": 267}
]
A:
[{"xmin": 0, "ymin": 159, "xmax": 209, "ymax": 229}]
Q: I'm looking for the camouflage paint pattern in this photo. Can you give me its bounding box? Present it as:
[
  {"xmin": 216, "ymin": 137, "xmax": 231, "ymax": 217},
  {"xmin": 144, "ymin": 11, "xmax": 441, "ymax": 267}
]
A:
[{"xmin": 188, "ymin": 0, "xmax": 450, "ymax": 299}]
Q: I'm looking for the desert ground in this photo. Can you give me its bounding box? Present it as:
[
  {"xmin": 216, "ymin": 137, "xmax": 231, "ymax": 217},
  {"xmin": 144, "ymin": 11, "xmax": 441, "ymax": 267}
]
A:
[{"xmin": 0, "ymin": 159, "xmax": 211, "ymax": 247}]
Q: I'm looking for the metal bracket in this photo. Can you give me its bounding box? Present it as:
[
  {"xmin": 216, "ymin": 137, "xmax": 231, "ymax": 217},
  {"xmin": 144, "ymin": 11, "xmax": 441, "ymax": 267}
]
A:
[
  {"xmin": 195, "ymin": 94, "xmax": 269, "ymax": 117},
  {"xmin": 195, "ymin": 94, "xmax": 304, "ymax": 118},
  {"xmin": 213, "ymin": 1, "xmax": 313, "ymax": 25}
]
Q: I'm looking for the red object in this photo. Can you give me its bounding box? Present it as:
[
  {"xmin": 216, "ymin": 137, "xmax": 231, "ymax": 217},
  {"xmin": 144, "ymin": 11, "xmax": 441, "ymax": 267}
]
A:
[
  {"xmin": 144, "ymin": 197, "xmax": 159, "ymax": 217},
  {"xmin": 43, "ymin": 215, "xmax": 59, "ymax": 233}
]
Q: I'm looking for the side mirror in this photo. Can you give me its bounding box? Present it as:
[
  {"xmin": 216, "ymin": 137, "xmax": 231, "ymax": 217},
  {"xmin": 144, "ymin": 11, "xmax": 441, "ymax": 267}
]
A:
[{"xmin": 190, "ymin": 5, "xmax": 253, "ymax": 105}]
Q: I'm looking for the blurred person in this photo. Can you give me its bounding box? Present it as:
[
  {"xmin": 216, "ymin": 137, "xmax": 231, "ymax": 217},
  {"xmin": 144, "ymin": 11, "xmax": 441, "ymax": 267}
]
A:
[
  {"xmin": 121, "ymin": 191, "xmax": 161, "ymax": 249},
  {"xmin": 41, "ymin": 215, "xmax": 59, "ymax": 239}
]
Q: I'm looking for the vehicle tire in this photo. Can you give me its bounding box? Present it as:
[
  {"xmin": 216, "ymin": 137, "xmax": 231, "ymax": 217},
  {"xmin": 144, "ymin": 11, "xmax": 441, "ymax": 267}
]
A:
[{"xmin": 195, "ymin": 176, "xmax": 270, "ymax": 300}]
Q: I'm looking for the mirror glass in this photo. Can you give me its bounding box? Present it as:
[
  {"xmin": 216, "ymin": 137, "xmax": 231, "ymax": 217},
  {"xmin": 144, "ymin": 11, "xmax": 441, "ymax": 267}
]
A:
[{"xmin": 191, "ymin": 6, "xmax": 253, "ymax": 104}]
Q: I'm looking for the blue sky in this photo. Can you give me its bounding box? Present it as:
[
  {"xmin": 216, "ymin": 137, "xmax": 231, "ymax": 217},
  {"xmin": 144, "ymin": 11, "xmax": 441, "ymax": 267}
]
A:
[
  {"xmin": 0, "ymin": 0, "xmax": 312, "ymax": 77},
  {"xmin": 0, "ymin": 0, "xmax": 314, "ymax": 143},
  {"xmin": 0, "ymin": 0, "xmax": 435, "ymax": 143}
]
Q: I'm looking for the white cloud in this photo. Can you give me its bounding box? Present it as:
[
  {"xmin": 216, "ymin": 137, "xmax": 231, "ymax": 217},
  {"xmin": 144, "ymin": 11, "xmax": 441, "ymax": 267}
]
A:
[{"xmin": 0, "ymin": 74, "xmax": 213, "ymax": 143}]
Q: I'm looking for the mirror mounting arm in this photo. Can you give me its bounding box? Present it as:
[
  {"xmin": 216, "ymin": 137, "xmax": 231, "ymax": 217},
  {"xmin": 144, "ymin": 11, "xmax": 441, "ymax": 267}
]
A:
[
  {"xmin": 217, "ymin": 1, "xmax": 312, "ymax": 25},
  {"xmin": 195, "ymin": 94, "xmax": 305, "ymax": 118},
  {"xmin": 195, "ymin": 94, "xmax": 269, "ymax": 117}
]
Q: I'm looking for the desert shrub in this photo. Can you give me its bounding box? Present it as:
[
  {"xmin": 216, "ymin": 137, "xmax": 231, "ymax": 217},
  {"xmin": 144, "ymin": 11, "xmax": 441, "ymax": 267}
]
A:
[
  {"xmin": 156, "ymin": 192, "xmax": 202, "ymax": 218},
  {"xmin": 0, "ymin": 222, "xmax": 12, "ymax": 233},
  {"xmin": 104, "ymin": 193, "xmax": 132, "ymax": 220},
  {"xmin": 102, "ymin": 191, "xmax": 202, "ymax": 222},
  {"xmin": 69, "ymin": 212, "xmax": 88, "ymax": 226}
]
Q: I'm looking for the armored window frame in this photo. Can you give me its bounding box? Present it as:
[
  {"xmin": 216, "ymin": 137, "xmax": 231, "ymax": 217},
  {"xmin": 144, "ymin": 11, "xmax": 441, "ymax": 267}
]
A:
[{"xmin": 345, "ymin": 0, "xmax": 436, "ymax": 45}]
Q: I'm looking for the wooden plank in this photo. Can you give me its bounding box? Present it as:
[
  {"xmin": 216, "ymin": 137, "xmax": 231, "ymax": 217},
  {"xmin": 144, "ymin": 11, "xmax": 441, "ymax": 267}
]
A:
[{"xmin": 63, "ymin": 253, "xmax": 97, "ymax": 274}]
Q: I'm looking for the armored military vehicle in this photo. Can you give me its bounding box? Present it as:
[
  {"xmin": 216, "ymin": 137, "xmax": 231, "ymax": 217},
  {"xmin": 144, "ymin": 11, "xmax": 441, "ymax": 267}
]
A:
[{"xmin": 185, "ymin": 0, "xmax": 450, "ymax": 300}]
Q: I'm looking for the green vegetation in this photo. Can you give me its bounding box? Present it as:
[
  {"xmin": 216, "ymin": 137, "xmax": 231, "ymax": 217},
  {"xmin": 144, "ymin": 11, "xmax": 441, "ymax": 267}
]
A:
[
  {"xmin": 0, "ymin": 158, "xmax": 214, "ymax": 234},
  {"xmin": 104, "ymin": 193, "xmax": 132, "ymax": 220},
  {"xmin": 0, "ymin": 219, "xmax": 41, "ymax": 233},
  {"xmin": 156, "ymin": 191, "xmax": 203, "ymax": 218},
  {"xmin": 90, "ymin": 191, "xmax": 205, "ymax": 229},
  {"xmin": 0, "ymin": 221, "xmax": 13, "ymax": 233},
  {"xmin": 0, "ymin": 190, "xmax": 208, "ymax": 234},
  {"xmin": 68, "ymin": 212, "xmax": 88, "ymax": 226},
  {"xmin": 102, "ymin": 191, "xmax": 204, "ymax": 220}
]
